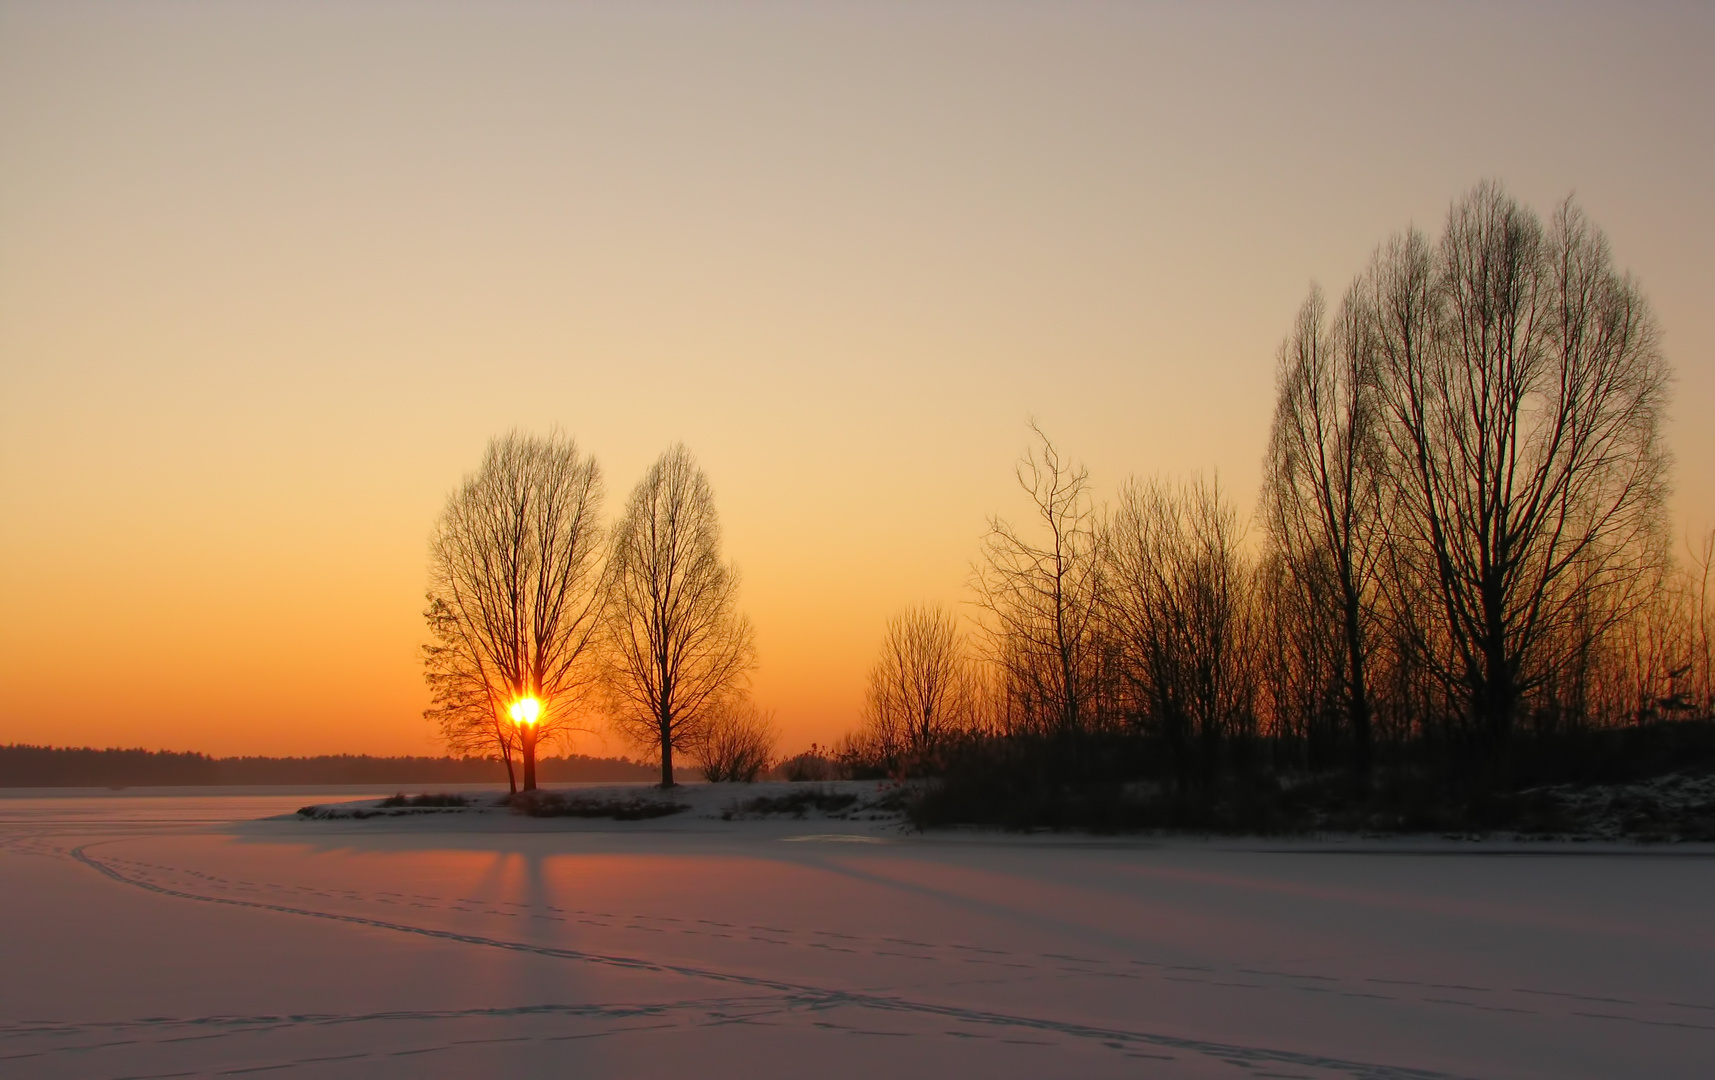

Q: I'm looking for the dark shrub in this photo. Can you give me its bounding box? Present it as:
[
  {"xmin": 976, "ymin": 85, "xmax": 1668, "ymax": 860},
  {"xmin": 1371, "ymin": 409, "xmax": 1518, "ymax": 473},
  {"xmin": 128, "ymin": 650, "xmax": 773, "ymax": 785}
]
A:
[
  {"xmin": 511, "ymin": 791, "xmax": 688, "ymax": 820},
  {"xmin": 377, "ymin": 792, "xmax": 471, "ymax": 808},
  {"xmin": 724, "ymin": 789, "xmax": 858, "ymax": 819}
]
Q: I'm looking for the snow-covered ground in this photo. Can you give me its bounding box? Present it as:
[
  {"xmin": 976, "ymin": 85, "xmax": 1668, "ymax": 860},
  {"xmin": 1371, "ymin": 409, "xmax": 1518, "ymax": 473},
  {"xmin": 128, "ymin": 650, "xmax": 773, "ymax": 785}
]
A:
[{"xmin": 2, "ymin": 784, "xmax": 1712, "ymax": 1079}]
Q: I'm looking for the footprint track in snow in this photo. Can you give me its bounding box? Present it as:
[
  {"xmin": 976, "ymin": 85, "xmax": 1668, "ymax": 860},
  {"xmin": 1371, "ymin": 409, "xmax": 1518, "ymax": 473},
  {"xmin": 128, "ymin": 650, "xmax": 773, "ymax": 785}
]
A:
[
  {"xmin": 60, "ymin": 843, "xmax": 1497, "ymax": 1080},
  {"xmin": 78, "ymin": 849, "xmax": 1715, "ymax": 1030}
]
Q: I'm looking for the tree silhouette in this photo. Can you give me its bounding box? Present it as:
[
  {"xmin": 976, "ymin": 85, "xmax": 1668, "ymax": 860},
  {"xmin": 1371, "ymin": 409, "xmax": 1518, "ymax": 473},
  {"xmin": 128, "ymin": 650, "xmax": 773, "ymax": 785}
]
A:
[
  {"xmin": 972, "ymin": 425, "xmax": 1106, "ymax": 738},
  {"xmin": 1263, "ymin": 284, "xmax": 1387, "ymax": 779},
  {"xmin": 862, "ymin": 603, "xmax": 978, "ymax": 771},
  {"xmin": 604, "ymin": 445, "xmax": 756, "ymax": 788},
  {"xmin": 424, "ymin": 431, "xmax": 606, "ymax": 792},
  {"xmin": 1370, "ymin": 185, "xmax": 1669, "ymax": 749}
]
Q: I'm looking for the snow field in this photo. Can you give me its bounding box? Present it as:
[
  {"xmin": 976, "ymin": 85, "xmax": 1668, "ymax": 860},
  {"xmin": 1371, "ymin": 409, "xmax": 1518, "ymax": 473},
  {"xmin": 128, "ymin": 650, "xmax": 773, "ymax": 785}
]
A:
[{"xmin": 1, "ymin": 790, "xmax": 1711, "ymax": 1078}]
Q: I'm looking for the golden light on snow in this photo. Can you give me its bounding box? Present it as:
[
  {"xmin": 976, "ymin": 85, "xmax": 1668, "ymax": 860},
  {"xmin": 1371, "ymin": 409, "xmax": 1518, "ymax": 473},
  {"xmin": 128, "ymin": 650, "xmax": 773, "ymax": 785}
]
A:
[{"xmin": 508, "ymin": 697, "xmax": 541, "ymax": 726}]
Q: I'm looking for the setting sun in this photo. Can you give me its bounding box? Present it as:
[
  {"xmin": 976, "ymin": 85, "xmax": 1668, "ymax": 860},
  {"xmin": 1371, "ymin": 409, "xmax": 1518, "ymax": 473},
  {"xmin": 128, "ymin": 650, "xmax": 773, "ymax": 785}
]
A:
[{"xmin": 508, "ymin": 697, "xmax": 541, "ymax": 726}]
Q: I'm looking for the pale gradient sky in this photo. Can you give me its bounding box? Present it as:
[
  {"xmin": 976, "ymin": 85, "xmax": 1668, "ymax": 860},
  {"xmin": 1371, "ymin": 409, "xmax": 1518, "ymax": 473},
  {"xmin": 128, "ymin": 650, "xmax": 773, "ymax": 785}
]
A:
[{"xmin": 2, "ymin": 1, "xmax": 1711, "ymax": 757}]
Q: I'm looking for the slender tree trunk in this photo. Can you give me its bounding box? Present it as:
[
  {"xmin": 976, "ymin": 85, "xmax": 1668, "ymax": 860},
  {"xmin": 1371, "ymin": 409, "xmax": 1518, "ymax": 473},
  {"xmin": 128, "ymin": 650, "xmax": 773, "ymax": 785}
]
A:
[
  {"xmin": 1342, "ymin": 592, "xmax": 1372, "ymax": 782},
  {"xmin": 1479, "ymin": 643, "xmax": 1517, "ymax": 748},
  {"xmin": 502, "ymin": 743, "xmax": 517, "ymax": 795},
  {"xmin": 658, "ymin": 672, "xmax": 677, "ymax": 788},
  {"xmin": 1478, "ymin": 572, "xmax": 1516, "ymax": 749},
  {"xmin": 521, "ymin": 725, "xmax": 538, "ymax": 792}
]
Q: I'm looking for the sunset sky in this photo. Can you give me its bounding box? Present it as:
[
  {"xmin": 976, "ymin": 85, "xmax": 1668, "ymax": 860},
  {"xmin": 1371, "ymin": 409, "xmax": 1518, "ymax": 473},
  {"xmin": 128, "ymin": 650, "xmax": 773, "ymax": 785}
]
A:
[{"xmin": 2, "ymin": 2, "xmax": 1710, "ymax": 757}]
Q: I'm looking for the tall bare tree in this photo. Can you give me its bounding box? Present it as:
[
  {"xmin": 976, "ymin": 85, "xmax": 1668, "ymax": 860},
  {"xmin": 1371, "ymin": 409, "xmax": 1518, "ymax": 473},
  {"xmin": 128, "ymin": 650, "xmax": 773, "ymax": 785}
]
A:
[
  {"xmin": 862, "ymin": 603, "xmax": 977, "ymax": 769},
  {"xmin": 1103, "ymin": 476, "xmax": 1252, "ymax": 784},
  {"xmin": 604, "ymin": 445, "xmax": 756, "ymax": 787},
  {"xmin": 1372, "ymin": 184, "xmax": 1670, "ymax": 746},
  {"xmin": 424, "ymin": 431, "xmax": 607, "ymax": 792},
  {"xmin": 972, "ymin": 425, "xmax": 1106, "ymax": 737},
  {"xmin": 1263, "ymin": 283, "xmax": 1387, "ymax": 777}
]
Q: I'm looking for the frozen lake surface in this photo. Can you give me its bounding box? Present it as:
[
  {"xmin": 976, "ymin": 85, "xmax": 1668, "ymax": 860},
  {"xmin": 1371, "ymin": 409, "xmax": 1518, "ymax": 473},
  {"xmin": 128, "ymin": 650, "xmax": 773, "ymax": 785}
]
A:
[{"xmin": 2, "ymin": 787, "xmax": 1712, "ymax": 1078}]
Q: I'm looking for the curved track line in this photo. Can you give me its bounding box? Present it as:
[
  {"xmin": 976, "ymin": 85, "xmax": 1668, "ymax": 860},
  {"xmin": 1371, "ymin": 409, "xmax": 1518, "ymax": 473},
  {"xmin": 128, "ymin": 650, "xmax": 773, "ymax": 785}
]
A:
[{"xmin": 70, "ymin": 842, "xmax": 1468, "ymax": 1080}]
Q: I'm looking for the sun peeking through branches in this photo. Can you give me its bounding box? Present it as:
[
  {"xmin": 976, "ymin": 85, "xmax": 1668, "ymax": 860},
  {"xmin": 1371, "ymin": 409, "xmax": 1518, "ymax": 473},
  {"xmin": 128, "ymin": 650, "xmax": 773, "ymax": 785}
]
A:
[{"xmin": 423, "ymin": 432, "xmax": 606, "ymax": 794}]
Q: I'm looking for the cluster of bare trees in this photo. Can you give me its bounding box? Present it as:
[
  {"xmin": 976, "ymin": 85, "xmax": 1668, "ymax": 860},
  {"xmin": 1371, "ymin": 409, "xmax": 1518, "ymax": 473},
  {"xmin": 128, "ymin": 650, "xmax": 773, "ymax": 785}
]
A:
[
  {"xmin": 855, "ymin": 604, "xmax": 982, "ymax": 771},
  {"xmin": 424, "ymin": 434, "xmax": 763, "ymax": 790},
  {"xmin": 1264, "ymin": 183, "xmax": 1675, "ymax": 775},
  {"xmin": 693, "ymin": 697, "xmax": 778, "ymax": 783},
  {"xmin": 855, "ymin": 184, "xmax": 1704, "ymax": 788},
  {"xmin": 1105, "ymin": 477, "xmax": 1256, "ymax": 780},
  {"xmin": 951, "ymin": 459, "xmax": 1264, "ymax": 784},
  {"xmin": 855, "ymin": 443, "xmax": 1265, "ymax": 782}
]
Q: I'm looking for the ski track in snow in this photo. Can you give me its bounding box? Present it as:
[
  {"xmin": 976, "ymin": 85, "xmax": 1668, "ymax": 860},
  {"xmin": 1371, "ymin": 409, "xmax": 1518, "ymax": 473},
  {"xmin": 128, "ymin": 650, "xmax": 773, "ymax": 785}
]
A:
[
  {"xmin": 2, "ymin": 793, "xmax": 1713, "ymax": 1078},
  {"xmin": 49, "ymin": 843, "xmax": 1715, "ymax": 1033},
  {"xmin": 45, "ymin": 841, "xmax": 1462, "ymax": 1080}
]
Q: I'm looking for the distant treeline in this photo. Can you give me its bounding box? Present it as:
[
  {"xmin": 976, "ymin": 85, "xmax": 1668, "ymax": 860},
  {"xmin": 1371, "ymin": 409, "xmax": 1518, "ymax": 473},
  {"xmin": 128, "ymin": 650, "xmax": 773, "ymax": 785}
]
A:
[{"xmin": 0, "ymin": 745, "xmax": 676, "ymax": 788}]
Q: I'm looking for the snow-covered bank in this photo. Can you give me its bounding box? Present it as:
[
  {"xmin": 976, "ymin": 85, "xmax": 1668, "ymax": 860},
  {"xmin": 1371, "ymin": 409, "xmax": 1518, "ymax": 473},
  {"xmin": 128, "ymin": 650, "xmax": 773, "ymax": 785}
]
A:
[
  {"xmin": 3, "ymin": 790, "xmax": 1712, "ymax": 1078},
  {"xmin": 288, "ymin": 779, "xmax": 908, "ymax": 830},
  {"xmin": 283, "ymin": 774, "xmax": 1715, "ymax": 848},
  {"xmin": 1517, "ymin": 771, "xmax": 1715, "ymax": 841}
]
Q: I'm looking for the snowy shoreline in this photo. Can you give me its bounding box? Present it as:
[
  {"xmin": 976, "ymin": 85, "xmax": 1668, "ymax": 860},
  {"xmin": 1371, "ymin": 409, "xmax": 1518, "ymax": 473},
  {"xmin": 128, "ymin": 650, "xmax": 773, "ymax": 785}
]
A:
[{"xmin": 274, "ymin": 778, "xmax": 1715, "ymax": 851}]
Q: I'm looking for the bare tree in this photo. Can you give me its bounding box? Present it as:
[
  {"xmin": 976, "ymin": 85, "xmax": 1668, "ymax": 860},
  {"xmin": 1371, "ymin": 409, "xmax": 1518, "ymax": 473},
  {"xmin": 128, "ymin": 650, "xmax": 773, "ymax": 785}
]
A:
[
  {"xmin": 694, "ymin": 696, "xmax": 778, "ymax": 782},
  {"xmin": 1604, "ymin": 562, "xmax": 1694, "ymax": 724},
  {"xmin": 972, "ymin": 425, "xmax": 1107, "ymax": 737},
  {"xmin": 1103, "ymin": 476, "xmax": 1252, "ymax": 785},
  {"xmin": 604, "ymin": 444, "xmax": 756, "ymax": 787},
  {"xmin": 424, "ymin": 596, "xmax": 523, "ymax": 790},
  {"xmin": 862, "ymin": 603, "xmax": 977, "ymax": 769},
  {"xmin": 1688, "ymin": 530, "xmax": 1715, "ymax": 720},
  {"xmin": 1371, "ymin": 184, "xmax": 1670, "ymax": 747},
  {"xmin": 1263, "ymin": 283, "xmax": 1387, "ymax": 778},
  {"xmin": 424, "ymin": 431, "xmax": 607, "ymax": 792},
  {"xmin": 1252, "ymin": 547, "xmax": 1341, "ymax": 758}
]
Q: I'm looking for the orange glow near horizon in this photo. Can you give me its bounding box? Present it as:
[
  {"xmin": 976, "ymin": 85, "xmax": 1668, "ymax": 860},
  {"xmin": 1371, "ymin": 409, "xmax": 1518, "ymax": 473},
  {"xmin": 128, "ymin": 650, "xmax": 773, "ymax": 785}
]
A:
[{"xmin": 0, "ymin": 4, "xmax": 1710, "ymax": 759}]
